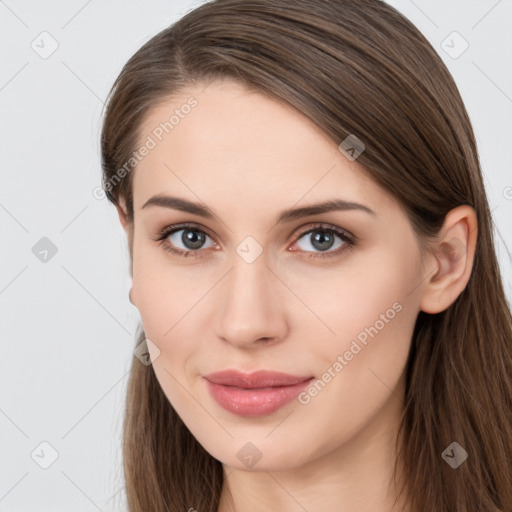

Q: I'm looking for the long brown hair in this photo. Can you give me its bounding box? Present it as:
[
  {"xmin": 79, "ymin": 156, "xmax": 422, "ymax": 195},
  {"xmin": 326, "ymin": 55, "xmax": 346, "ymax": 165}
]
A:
[{"xmin": 100, "ymin": 1, "xmax": 512, "ymax": 510}]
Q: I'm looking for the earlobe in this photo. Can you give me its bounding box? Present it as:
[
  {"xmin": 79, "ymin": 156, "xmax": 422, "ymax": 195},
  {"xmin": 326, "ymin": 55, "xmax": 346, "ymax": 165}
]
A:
[{"xmin": 420, "ymin": 205, "xmax": 477, "ymax": 314}]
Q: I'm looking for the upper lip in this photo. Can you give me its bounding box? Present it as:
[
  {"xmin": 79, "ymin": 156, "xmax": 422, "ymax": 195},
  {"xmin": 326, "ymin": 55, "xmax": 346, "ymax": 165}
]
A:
[{"xmin": 203, "ymin": 370, "xmax": 313, "ymax": 389}]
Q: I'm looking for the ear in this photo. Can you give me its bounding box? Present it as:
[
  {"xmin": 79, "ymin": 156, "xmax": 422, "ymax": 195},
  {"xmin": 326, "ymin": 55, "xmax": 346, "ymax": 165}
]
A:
[
  {"xmin": 420, "ymin": 205, "xmax": 478, "ymax": 314},
  {"xmin": 116, "ymin": 197, "xmax": 130, "ymax": 230},
  {"xmin": 115, "ymin": 197, "xmax": 134, "ymax": 277}
]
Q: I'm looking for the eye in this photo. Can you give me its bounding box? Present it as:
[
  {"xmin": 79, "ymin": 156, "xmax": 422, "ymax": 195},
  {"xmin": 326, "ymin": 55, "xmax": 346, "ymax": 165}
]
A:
[
  {"xmin": 289, "ymin": 223, "xmax": 356, "ymax": 260},
  {"xmin": 151, "ymin": 224, "xmax": 217, "ymax": 258}
]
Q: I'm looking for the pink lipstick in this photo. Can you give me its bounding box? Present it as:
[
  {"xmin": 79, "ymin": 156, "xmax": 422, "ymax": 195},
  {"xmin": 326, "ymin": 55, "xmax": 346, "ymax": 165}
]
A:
[{"xmin": 203, "ymin": 370, "xmax": 314, "ymax": 417}]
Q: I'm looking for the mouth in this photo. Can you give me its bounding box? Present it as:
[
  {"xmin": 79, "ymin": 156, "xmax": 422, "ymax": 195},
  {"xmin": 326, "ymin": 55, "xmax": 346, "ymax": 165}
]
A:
[{"xmin": 203, "ymin": 370, "xmax": 315, "ymax": 417}]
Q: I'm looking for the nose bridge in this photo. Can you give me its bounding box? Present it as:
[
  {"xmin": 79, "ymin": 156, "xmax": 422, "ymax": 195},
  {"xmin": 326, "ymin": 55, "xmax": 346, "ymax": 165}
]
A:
[{"xmin": 215, "ymin": 248, "xmax": 287, "ymax": 346}]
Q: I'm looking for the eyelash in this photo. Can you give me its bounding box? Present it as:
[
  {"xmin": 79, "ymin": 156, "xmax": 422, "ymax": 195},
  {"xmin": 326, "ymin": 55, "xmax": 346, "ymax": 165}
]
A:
[{"xmin": 150, "ymin": 222, "xmax": 356, "ymax": 260}]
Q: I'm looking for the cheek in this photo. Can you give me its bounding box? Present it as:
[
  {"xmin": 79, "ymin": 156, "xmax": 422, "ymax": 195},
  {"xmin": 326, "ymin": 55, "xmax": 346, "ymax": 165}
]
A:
[
  {"xmin": 131, "ymin": 239, "xmax": 194, "ymax": 338},
  {"xmin": 131, "ymin": 246, "xmax": 216, "ymax": 380},
  {"xmin": 290, "ymin": 283, "xmax": 417, "ymax": 460},
  {"xmin": 291, "ymin": 250, "xmax": 420, "ymax": 430},
  {"xmin": 297, "ymin": 301, "xmax": 414, "ymax": 439},
  {"xmin": 283, "ymin": 248, "xmax": 420, "ymax": 351},
  {"xmin": 285, "ymin": 250, "xmax": 420, "ymax": 419},
  {"xmin": 131, "ymin": 255, "xmax": 201, "ymax": 407}
]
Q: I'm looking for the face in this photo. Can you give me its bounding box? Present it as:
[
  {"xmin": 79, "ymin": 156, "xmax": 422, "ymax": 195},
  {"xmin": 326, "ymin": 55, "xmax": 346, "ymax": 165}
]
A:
[{"xmin": 126, "ymin": 79, "xmax": 427, "ymax": 471}]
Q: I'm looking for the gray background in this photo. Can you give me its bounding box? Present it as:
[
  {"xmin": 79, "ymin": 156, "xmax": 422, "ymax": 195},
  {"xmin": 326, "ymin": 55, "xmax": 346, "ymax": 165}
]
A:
[{"xmin": 0, "ymin": 1, "xmax": 511, "ymax": 510}]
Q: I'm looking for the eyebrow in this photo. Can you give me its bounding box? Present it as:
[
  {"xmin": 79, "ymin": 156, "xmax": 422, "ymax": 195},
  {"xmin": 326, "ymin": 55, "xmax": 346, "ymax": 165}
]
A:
[{"xmin": 141, "ymin": 194, "xmax": 376, "ymax": 223}]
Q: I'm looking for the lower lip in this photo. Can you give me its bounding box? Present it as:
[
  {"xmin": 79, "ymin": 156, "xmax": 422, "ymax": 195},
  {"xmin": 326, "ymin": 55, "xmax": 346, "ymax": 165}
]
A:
[{"xmin": 204, "ymin": 378, "xmax": 314, "ymax": 417}]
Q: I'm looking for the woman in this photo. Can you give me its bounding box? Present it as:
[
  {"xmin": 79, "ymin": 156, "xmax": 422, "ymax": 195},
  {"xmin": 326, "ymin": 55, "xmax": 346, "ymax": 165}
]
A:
[{"xmin": 100, "ymin": 0, "xmax": 512, "ymax": 510}]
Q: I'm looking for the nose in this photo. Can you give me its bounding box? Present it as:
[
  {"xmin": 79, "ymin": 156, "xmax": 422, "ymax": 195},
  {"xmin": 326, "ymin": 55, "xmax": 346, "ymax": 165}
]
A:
[{"xmin": 214, "ymin": 253, "xmax": 289, "ymax": 348}]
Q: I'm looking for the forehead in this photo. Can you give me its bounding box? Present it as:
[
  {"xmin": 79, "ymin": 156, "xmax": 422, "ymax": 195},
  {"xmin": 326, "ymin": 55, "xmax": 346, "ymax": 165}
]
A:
[{"xmin": 132, "ymin": 79, "xmax": 395, "ymax": 217}]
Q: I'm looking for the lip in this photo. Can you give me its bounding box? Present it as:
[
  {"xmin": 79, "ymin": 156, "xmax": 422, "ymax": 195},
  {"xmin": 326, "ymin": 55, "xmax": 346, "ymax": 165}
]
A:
[{"xmin": 203, "ymin": 370, "xmax": 314, "ymax": 417}]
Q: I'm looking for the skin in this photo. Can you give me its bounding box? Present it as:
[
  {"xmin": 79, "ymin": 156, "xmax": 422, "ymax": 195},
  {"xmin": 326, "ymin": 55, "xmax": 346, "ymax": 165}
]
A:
[{"xmin": 116, "ymin": 78, "xmax": 477, "ymax": 512}]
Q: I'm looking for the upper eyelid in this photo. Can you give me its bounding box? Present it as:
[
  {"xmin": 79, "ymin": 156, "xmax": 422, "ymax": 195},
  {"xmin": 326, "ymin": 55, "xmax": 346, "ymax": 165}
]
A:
[
  {"xmin": 161, "ymin": 222, "xmax": 216, "ymax": 241},
  {"xmin": 292, "ymin": 223, "xmax": 354, "ymax": 239}
]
